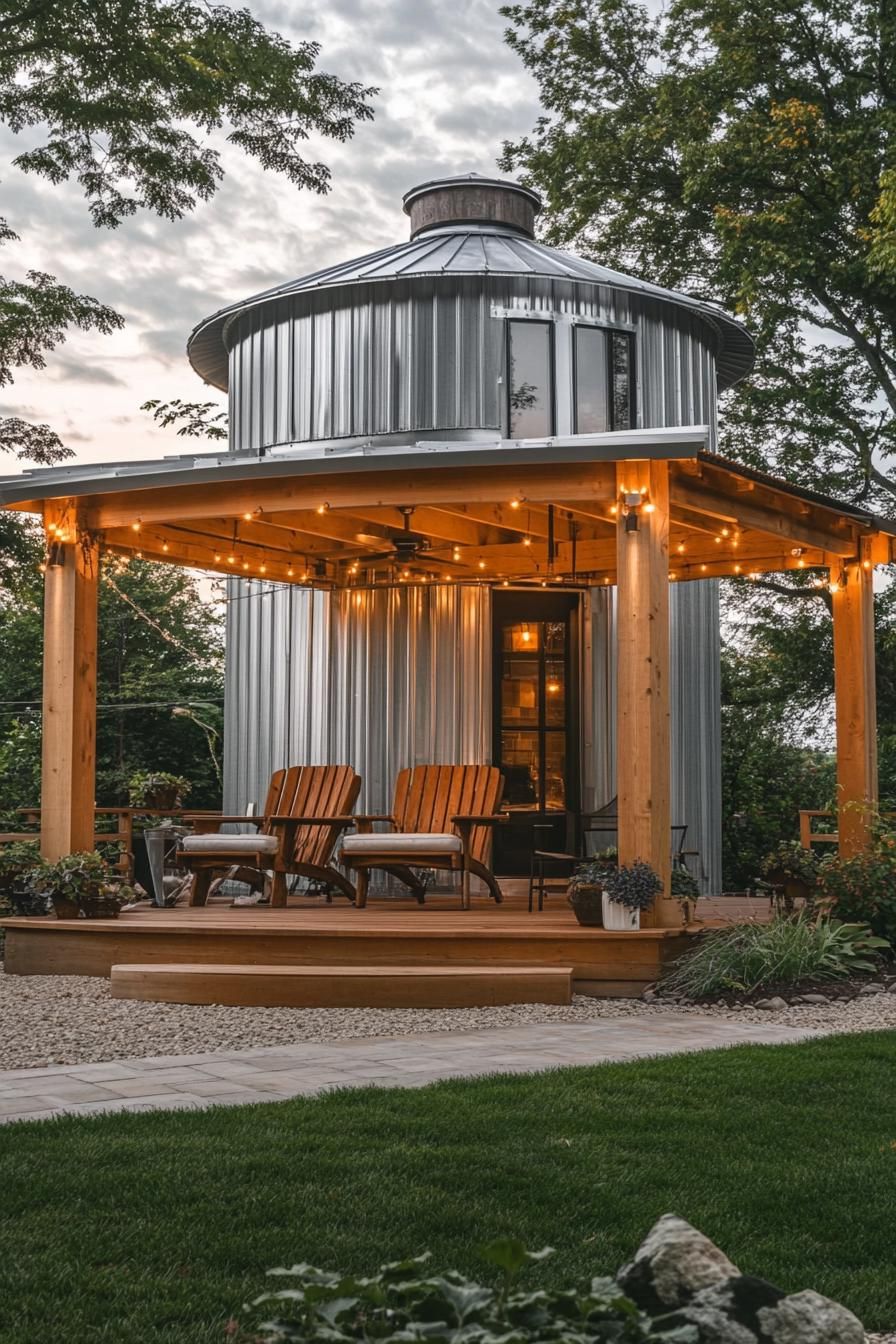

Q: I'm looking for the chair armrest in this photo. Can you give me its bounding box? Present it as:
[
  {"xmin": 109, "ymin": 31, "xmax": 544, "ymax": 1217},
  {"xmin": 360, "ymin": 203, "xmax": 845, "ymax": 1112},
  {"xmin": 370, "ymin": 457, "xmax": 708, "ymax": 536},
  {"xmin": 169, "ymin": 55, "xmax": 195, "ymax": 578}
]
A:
[
  {"xmin": 451, "ymin": 813, "xmax": 509, "ymax": 825},
  {"xmin": 182, "ymin": 814, "xmax": 263, "ymax": 834},
  {"xmin": 267, "ymin": 815, "xmax": 357, "ymax": 826},
  {"xmin": 351, "ymin": 814, "xmax": 396, "ymax": 835}
]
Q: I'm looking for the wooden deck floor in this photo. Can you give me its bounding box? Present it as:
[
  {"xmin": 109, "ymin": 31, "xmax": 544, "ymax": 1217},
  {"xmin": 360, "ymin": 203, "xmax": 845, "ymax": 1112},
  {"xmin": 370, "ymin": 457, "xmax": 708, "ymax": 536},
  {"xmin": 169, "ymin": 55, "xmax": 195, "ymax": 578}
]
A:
[{"xmin": 1, "ymin": 883, "xmax": 765, "ymax": 998}]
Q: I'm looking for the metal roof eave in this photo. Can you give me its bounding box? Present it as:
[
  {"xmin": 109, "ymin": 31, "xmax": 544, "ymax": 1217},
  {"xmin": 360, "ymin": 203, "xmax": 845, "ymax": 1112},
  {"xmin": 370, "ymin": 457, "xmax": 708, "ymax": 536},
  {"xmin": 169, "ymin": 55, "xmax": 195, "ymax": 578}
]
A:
[{"xmin": 0, "ymin": 427, "xmax": 710, "ymax": 511}]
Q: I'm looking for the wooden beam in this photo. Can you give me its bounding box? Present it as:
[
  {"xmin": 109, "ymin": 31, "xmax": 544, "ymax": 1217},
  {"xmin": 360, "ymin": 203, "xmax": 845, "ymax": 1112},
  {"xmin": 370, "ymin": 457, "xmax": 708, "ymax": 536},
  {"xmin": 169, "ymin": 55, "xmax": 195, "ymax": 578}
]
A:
[
  {"xmin": 671, "ymin": 473, "xmax": 859, "ymax": 556},
  {"xmin": 615, "ymin": 461, "xmax": 674, "ymax": 926},
  {"xmin": 831, "ymin": 549, "xmax": 878, "ymax": 856},
  {"xmin": 85, "ymin": 462, "xmax": 618, "ymax": 530},
  {"xmin": 40, "ymin": 507, "xmax": 99, "ymax": 859}
]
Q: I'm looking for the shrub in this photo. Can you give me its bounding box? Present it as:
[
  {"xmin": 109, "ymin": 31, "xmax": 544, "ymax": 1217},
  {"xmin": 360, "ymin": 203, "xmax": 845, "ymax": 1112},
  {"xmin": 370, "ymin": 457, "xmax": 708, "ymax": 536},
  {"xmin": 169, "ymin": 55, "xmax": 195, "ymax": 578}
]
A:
[
  {"xmin": 659, "ymin": 916, "xmax": 888, "ymax": 999},
  {"xmin": 759, "ymin": 840, "xmax": 822, "ymax": 886},
  {"xmin": 818, "ymin": 832, "xmax": 896, "ymax": 946}
]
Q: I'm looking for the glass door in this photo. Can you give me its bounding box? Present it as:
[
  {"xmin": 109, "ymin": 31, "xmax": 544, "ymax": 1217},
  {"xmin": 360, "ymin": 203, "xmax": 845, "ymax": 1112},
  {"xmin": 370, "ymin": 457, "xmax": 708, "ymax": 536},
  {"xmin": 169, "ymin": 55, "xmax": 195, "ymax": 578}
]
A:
[{"xmin": 492, "ymin": 592, "xmax": 579, "ymax": 874}]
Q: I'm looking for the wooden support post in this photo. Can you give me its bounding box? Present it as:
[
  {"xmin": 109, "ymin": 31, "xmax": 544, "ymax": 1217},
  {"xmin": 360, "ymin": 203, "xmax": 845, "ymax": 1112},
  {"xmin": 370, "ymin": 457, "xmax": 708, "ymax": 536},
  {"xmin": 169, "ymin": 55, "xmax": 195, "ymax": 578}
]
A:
[
  {"xmin": 615, "ymin": 461, "xmax": 674, "ymax": 926},
  {"xmin": 831, "ymin": 549, "xmax": 877, "ymax": 856},
  {"xmin": 40, "ymin": 508, "xmax": 99, "ymax": 860}
]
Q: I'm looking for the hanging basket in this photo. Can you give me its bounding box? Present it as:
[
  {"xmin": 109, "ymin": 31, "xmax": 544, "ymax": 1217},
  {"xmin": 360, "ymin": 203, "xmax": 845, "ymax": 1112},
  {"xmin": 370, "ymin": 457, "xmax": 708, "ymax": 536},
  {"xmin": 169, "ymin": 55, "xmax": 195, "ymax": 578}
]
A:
[{"xmin": 568, "ymin": 884, "xmax": 605, "ymax": 927}]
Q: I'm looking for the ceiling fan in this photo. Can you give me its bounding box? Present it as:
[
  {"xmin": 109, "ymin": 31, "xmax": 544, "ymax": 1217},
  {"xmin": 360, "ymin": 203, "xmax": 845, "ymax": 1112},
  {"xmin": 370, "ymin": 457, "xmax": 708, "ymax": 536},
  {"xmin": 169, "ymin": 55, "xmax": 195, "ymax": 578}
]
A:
[{"xmin": 350, "ymin": 507, "xmax": 456, "ymax": 570}]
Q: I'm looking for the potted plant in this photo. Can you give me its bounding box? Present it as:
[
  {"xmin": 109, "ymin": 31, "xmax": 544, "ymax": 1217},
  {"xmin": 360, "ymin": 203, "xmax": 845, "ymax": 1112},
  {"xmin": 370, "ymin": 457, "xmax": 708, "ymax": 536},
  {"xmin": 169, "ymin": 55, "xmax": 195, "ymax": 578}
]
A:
[
  {"xmin": 568, "ymin": 858, "xmax": 614, "ymax": 926},
  {"xmin": 601, "ymin": 860, "xmax": 663, "ymax": 930},
  {"xmin": 30, "ymin": 851, "xmax": 136, "ymax": 919},
  {"xmin": 128, "ymin": 770, "xmax": 192, "ymax": 811},
  {"xmin": 758, "ymin": 840, "xmax": 821, "ymax": 913},
  {"xmin": 1, "ymin": 845, "xmax": 52, "ymax": 916},
  {"xmin": 670, "ymin": 865, "xmax": 700, "ymax": 925}
]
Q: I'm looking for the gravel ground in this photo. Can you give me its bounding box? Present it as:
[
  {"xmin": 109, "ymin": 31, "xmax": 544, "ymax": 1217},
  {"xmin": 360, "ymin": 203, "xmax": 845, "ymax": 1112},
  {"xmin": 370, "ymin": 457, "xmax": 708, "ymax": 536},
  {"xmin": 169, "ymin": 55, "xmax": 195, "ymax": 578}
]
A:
[{"xmin": 3, "ymin": 965, "xmax": 896, "ymax": 1070}]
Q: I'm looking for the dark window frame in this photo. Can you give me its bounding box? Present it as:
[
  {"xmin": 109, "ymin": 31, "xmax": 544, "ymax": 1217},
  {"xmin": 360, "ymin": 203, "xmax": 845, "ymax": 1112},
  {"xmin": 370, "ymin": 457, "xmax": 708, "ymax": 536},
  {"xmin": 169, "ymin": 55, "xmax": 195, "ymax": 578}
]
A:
[
  {"xmin": 505, "ymin": 318, "xmax": 556, "ymax": 438},
  {"xmin": 572, "ymin": 323, "xmax": 636, "ymax": 433}
]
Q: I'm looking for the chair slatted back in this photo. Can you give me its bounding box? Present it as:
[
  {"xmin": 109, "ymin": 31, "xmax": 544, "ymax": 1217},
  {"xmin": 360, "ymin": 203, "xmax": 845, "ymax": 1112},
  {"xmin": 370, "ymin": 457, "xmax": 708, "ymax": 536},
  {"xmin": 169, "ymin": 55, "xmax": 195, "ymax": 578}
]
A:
[
  {"xmin": 392, "ymin": 765, "xmax": 503, "ymax": 865},
  {"xmin": 265, "ymin": 765, "xmax": 361, "ymax": 868}
]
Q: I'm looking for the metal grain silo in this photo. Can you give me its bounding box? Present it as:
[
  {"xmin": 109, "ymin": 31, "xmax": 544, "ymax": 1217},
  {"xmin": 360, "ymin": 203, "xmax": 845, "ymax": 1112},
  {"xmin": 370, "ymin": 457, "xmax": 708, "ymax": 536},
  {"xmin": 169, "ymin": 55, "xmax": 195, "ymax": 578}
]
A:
[{"xmin": 189, "ymin": 175, "xmax": 753, "ymax": 891}]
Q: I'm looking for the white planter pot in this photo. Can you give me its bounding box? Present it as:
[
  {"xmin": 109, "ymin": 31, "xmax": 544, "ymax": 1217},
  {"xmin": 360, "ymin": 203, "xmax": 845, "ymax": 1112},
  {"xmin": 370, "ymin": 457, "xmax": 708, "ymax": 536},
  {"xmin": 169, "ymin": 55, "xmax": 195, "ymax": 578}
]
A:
[{"xmin": 602, "ymin": 892, "xmax": 640, "ymax": 931}]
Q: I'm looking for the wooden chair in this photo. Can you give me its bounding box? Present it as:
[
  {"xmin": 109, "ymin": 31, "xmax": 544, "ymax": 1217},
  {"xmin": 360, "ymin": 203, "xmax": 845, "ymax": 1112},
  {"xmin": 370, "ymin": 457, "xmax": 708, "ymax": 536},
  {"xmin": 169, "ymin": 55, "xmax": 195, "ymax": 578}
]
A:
[
  {"xmin": 178, "ymin": 765, "xmax": 361, "ymax": 907},
  {"xmin": 341, "ymin": 764, "xmax": 506, "ymax": 909}
]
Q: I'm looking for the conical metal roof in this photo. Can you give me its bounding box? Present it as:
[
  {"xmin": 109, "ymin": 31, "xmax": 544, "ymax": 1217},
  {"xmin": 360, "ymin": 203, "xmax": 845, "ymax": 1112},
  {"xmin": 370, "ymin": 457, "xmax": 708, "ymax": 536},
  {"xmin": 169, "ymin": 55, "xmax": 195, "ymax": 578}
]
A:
[{"xmin": 188, "ymin": 180, "xmax": 754, "ymax": 394}]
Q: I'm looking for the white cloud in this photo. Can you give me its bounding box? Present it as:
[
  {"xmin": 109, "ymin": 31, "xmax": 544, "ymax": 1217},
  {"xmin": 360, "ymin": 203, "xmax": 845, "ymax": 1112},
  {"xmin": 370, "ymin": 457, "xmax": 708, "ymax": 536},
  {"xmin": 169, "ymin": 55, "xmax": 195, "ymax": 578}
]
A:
[{"xmin": 0, "ymin": 0, "xmax": 540, "ymax": 470}]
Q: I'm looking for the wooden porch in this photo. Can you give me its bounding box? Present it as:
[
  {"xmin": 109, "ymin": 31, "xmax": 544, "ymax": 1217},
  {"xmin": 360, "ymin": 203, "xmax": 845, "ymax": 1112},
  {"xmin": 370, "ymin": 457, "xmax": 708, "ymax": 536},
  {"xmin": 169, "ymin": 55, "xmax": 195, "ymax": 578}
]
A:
[{"xmin": 2, "ymin": 882, "xmax": 695, "ymax": 1001}]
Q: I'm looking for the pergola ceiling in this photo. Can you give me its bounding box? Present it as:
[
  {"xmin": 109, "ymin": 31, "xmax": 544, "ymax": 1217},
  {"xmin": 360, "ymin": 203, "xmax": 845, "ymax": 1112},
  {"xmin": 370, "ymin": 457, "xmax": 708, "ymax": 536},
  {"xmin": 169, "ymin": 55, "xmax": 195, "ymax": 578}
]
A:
[{"xmin": 35, "ymin": 452, "xmax": 893, "ymax": 589}]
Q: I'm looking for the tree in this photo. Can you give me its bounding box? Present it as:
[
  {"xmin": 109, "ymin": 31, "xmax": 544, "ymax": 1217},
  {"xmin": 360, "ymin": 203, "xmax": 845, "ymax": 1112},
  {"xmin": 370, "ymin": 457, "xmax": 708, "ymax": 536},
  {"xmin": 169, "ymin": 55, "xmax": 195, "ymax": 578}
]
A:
[
  {"xmin": 500, "ymin": 0, "xmax": 896, "ymax": 506},
  {"xmin": 0, "ymin": 514, "xmax": 225, "ymax": 810},
  {"xmin": 0, "ymin": 0, "xmax": 376, "ymax": 462}
]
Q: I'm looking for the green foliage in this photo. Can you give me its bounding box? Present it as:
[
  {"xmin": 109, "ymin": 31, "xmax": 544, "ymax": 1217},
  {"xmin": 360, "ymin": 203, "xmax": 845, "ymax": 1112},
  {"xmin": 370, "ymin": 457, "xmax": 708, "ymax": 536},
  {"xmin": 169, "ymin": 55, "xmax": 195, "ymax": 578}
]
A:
[
  {"xmin": 670, "ymin": 867, "xmax": 699, "ymax": 899},
  {"xmin": 0, "ymin": 515, "xmax": 224, "ymax": 810},
  {"xmin": 569, "ymin": 859, "xmax": 613, "ymax": 891},
  {"xmin": 0, "ymin": 0, "xmax": 376, "ymax": 461},
  {"xmin": 818, "ymin": 829, "xmax": 896, "ymax": 946},
  {"xmin": 759, "ymin": 841, "xmax": 822, "ymax": 886},
  {"xmin": 141, "ymin": 399, "xmax": 228, "ymax": 441},
  {"xmin": 127, "ymin": 771, "xmax": 192, "ymax": 808},
  {"xmin": 28, "ymin": 850, "xmax": 135, "ymax": 912},
  {"xmin": 247, "ymin": 1244, "xmax": 690, "ymax": 1343},
  {"xmin": 0, "ymin": 840, "xmax": 40, "ymax": 882},
  {"xmin": 500, "ymin": 0, "xmax": 896, "ymax": 507},
  {"xmin": 602, "ymin": 861, "xmax": 662, "ymax": 911},
  {"xmin": 661, "ymin": 917, "xmax": 889, "ymax": 999}
]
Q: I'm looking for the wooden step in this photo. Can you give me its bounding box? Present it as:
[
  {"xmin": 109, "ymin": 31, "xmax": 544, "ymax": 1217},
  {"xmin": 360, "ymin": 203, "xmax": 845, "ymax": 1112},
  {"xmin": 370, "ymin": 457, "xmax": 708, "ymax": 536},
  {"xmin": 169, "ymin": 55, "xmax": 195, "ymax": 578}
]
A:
[{"xmin": 109, "ymin": 962, "xmax": 574, "ymax": 1008}]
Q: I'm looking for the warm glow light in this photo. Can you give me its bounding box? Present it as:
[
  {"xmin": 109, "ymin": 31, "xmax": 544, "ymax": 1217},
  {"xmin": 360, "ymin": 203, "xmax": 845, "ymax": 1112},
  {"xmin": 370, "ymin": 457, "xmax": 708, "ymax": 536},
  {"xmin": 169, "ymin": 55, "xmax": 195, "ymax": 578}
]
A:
[
  {"xmin": 287, "ymin": 567, "xmax": 295, "ymax": 577},
  {"xmin": 609, "ymin": 505, "xmax": 618, "ymax": 516},
  {"xmin": 677, "ymin": 542, "xmax": 686, "ymax": 554},
  {"xmin": 227, "ymin": 554, "xmax": 235, "ymax": 564},
  {"xmin": 242, "ymin": 561, "xmax": 249, "ymax": 570},
  {"xmin": 131, "ymin": 521, "xmax": 141, "ymax": 532},
  {"xmin": 522, "ymin": 536, "xmax": 532, "ymax": 547},
  {"xmin": 863, "ymin": 559, "xmax": 872, "ymax": 570},
  {"xmin": 243, "ymin": 512, "xmax": 252, "ymax": 522},
  {"xmin": 478, "ymin": 560, "xmax": 486, "ymax": 569},
  {"xmin": 509, "ymin": 499, "xmax": 521, "ymax": 510},
  {"xmin": 797, "ymin": 559, "xmax": 805, "ymax": 568},
  {"xmin": 714, "ymin": 536, "xmax": 722, "ymax": 544},
  {"xmin": 316, "ymin": 502, "xmax": 329, "ymax": 514},
  {"xmin": 643, "ymin": 502, "xmax": 655, "ymax": 514},
  {"xmin": 162, "ymin": 542, "xmax": 170, "ymax": 552},
  {"xmin": 521, "ymin": 628, "xmax": 531, "ymax": 643},
  {"xmin": 734, "ymin": 564, "xmax": 742, "ymax": 574},
  {"xmin": 259, "ymin": 564, "xmax": 267, "ymax": 574},
  {"xmin": 721, "ymin": 528, "xmax": 730, "ymax": 537},
  {"xmin": 700, "ymin": 563, "xmax": 707, "ymax": 572},
  {"xmin": 547, "ymin": 681, "xmax": 560, "ymax": 694}
]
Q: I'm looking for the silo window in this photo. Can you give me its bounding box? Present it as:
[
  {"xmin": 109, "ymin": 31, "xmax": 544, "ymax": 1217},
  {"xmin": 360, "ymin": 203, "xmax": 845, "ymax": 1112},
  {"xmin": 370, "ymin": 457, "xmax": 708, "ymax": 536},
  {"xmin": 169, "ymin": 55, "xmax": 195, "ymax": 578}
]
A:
[
  {"xmin": 507, "ymin": 320, "xmax": 554, "ymax": 437},
  {"xmin": 574, "ymin": 326, "xmax": 634, "ymax": 432}
]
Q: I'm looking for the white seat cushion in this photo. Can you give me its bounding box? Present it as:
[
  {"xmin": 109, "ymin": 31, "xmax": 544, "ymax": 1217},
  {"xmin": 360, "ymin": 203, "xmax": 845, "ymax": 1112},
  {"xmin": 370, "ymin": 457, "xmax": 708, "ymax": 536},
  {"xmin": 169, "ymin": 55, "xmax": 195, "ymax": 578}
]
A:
[
  {"xmin": 342, "ymin": 831, "xmax": 462, "ymax": 856},
  {"xmin": 181, "ymin": 833, "xmax": 280, "ymax": 856}
]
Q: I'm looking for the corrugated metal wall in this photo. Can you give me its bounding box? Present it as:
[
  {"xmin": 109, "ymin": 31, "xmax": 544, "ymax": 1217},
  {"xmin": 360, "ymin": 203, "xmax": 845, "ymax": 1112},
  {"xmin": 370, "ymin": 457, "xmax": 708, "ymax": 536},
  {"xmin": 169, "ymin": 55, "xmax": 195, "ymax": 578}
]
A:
[
  {"xmin": 224, "ymin": 580, "xmax": 489, "ymax": 818},
  {"xmin": 225, "ymin": 578, "xmax": 720, "ymax": 891},
  {"xmin": 228, "ymin": 278, "xmax": 717, "ymax": 453}
]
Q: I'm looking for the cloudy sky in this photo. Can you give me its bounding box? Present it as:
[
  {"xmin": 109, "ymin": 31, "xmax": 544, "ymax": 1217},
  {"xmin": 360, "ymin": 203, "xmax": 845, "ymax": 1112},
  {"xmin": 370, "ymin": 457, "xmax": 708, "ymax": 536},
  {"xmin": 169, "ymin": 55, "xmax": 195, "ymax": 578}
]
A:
[{"xmin": 0, "ymin": 0, "xmax": 540, "ymax": 471}]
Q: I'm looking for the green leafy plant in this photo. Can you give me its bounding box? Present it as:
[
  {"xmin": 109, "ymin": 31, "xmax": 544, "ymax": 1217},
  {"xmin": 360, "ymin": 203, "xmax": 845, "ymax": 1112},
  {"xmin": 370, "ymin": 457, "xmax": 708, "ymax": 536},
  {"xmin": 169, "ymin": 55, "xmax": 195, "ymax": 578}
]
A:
[
  {"xmin": 127, "ymin": 771, "xmax": 191, "ymax": 809},
  {"xmin": 603, "ymin": 861, "xmax": 663, "ymax": 912},
  {"xmin": 244, "ymin": 1240, "xmax": 682, "ymax": 1342},
  {"xmin": 660, "ymin": 916, "xmax": 889, "ymax": 999},
  {"xmin": 27, "ymin": 850, "xmax": 135, "ymax": 916},
  {"xmin": 818, "ymin": 828, "xmax": 896, "ymax": 946},
  {"xmin": 671, "ymin": 867, "xmax": 699, "ymax": 899},
  {"xmin": 759, "ymin": 841, "xmax": 822, "ymax": 886},
  {"xmin": 569, "ymin": 858, "xmax": 614, "ymax": 892},
  {"xmin": 0, "ymin": 840, "xmax": 41, "ymax": 887}
]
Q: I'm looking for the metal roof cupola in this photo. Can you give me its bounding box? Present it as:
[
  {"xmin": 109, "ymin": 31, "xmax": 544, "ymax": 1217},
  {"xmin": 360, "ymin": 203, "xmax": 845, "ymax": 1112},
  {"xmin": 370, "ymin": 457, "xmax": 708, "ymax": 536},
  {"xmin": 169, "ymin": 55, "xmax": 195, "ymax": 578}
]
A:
[{"xmin": 402, "ymin": 173, "xmax": 542, "ymax": 238}]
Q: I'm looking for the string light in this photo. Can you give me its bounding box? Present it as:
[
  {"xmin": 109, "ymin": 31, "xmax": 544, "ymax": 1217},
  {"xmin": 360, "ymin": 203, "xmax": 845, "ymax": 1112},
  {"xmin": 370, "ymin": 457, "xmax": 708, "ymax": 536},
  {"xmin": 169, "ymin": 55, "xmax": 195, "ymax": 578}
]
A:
[
  {"xmin": 522, "ymin": 536, "xmax": 532, "ymax": 547},
  {"xmin": 131, "ymin": 521, "xmax": 141, "ymax": 533},
  {"xmin": 227, "ymin": 554, "xmax": 235, "ymax": 565},
  {"xmin": 714, "ymin": 535, "xmax": 722, "ymax": 544},
  {"xmin": 242, "ymin": 561, "xmax": 249, "ymax": 571},
  {"xmin": 287, "ymin": 567, "xmax": 295, "ymax": 577},
  {"xmin": 721, "ymin": 527, "xmax": 730, "ymax": 537},
  {"xmin": 243, "ymin": 512, "xmax": 252, "ymax": 522},
  {"xmin": 677, "ymin": 542, "xmax": 686, "ymax": 554},
  {"xmin": 509, "ymin": 499, "xmax": 521, "ymax": 510},
  {"xmin": 162, "ymin": 542, "xmax": 169, "ymax": 552},
  {"xmin": 643, "ymin": 501, "xmax": 655, "ymax": 514},
  {"xmin": 734, "ymin": 564, "xmax": 742, "ymax": 574},
  {"xmin": 609, "ymin": 505, "xmax": 618, "ymax": 516},
  {"xmin": 700, "ymin": 563, "xmax": 707, "ymax": 572},
  {"xmin": 478, "ymin": 560, "xmax": 486, "ymax": 570},
  {"xmin": 259, "ymin": 564, "xmax": 267, "ymax": 574},
  {"xmin": 316, "ymin": 503, "xmax": 329, "ymax": 515}
]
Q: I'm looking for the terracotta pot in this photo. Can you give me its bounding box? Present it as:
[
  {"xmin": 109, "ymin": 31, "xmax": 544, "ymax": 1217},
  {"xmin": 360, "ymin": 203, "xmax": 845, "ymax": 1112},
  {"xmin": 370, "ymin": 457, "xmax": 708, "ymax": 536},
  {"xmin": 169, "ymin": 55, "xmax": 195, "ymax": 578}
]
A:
[{"xmin": 568, "ymin": 884, "xmax": 605, "ymax": 927}]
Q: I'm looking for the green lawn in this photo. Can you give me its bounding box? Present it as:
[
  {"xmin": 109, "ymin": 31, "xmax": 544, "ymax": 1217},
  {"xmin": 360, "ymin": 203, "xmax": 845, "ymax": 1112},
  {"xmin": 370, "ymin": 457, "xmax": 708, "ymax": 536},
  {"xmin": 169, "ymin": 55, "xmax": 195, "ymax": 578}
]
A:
[{"xmin": 1, "ymin": 1032, "xmax": 895, "ymax": 1342}]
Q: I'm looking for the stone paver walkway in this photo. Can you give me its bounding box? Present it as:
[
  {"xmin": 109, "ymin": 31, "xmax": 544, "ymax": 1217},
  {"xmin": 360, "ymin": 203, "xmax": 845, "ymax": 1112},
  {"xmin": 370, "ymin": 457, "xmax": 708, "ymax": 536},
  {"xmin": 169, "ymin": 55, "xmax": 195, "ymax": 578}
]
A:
[{"xmin": 0, "ymin": 1013, "xmax": 819, "ymax": 1124}]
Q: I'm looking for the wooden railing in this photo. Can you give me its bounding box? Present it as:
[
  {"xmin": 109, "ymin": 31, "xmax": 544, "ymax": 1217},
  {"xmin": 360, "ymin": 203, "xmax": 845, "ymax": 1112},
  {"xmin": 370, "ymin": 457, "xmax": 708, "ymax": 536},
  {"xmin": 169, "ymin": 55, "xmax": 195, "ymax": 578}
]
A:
[
  {"xmin": 0, "ymin": 808, "xmax": 218, "ymax": 880},
  {"xmin": 799, "ymin": 808, "xmax": 896, "ymax": 850}
]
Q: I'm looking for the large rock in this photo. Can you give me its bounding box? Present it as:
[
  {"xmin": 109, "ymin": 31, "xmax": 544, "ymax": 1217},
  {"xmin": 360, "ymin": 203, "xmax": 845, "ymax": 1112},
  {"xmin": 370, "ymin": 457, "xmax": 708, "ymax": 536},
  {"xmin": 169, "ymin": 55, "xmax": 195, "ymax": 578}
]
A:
[
  {"xmin": 619, "ymin": 1217, "xmax": 865, "ymax": 1343},
  {"xmin": 617, "ymin": 1213, "xmax": 739, "ymax": 1312}
]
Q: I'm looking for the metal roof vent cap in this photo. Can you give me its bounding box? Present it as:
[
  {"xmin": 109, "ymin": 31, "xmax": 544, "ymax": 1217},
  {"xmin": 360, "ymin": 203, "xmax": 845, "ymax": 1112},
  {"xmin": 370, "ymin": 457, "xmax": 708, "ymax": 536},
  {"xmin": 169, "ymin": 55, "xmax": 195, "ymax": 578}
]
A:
[{"xmin": 402, "ymin": 173, "xmax": 542, "ymax": 239}]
